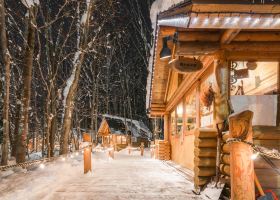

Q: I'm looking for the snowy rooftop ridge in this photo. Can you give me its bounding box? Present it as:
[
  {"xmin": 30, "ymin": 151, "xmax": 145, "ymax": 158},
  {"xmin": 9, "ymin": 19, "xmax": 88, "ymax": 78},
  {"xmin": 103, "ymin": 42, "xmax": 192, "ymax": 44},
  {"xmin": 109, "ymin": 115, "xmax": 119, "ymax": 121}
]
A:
[
  {"xmin": 146, "ymin": 0, "xmax": 185, "ymax": 109},
  {"xmin": 102, "ymin": 114, "xmax": 152, "ymax": 138}
]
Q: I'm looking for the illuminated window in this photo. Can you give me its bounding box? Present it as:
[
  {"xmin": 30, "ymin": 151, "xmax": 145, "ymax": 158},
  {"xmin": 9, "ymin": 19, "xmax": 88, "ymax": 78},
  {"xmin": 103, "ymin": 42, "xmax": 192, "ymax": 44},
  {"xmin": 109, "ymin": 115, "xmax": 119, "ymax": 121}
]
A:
[
  {"xmin": 185, "ymin": 90, "xmax": 196, "ymax": 132},
  {"xmin": 230, "ymin": 61, "xmax": 278, "ymax": 95},
  {"xmin": 176, "ymin": 102, "xmax": 183, "ymax": 135},
  {"xmin": 200, "ymin": 74, "xmax": 215, "ymax": 128},
  {"xmin": 171, "ymin": 111, "xmax": 176, "ymax": 135},
  {"xmin": 121, "ymin": 136, "xmax": 127, "ymax": 144}
]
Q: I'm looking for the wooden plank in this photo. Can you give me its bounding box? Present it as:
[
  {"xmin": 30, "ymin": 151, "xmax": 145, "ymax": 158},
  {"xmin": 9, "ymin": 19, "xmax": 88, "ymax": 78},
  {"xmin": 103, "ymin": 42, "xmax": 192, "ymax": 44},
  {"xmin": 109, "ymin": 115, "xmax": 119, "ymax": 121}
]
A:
[
  {"xmin": 194, "ymin": 166, "xmax": 216, "ymax": 177},
  {"xmin": 194, "ymin": 147, "xmax": 217, "ymax": 158},
  {"xmin": 223, "ymin": 42, "xmax": 280, "ymax": 52},
  {"xmin": 233, "ymin": 32, "xmax": 280, "ymax": 42},
  {"xmin": 194, "ymin": 138, "xmax": 217, "ymax": 148},
  {"xmin": 194, "ymin": 157, "xmax": 216, "ymax": 167},
  {"xmin": 178, "ymin": 31, "xmax": 220, "ymax": 42},
  {"xmin": 191, "ymin": 4, "xmax": 280, "ymax": 14},
  {"xmin": 177, "ymin": 42, "xmax": 219, "ymax": 55},
  {"xmin": 226, "ymin": 51, "xmax": 280, "ymax": 61},
  {"xmin": 194, "ymin": 129, "xmax": 217, "ymax": 138},
  {"xmin": 220, "ymin": 29, "xmax": 241, "ymax": 44}
]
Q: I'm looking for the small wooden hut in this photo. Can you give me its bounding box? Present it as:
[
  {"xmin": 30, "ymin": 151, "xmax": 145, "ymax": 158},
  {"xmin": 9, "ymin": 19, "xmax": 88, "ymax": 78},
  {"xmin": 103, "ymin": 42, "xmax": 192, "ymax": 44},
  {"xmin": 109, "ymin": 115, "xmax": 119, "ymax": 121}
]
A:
[
  {"xmin": 98, "ymin": 115, "xmax": 152, "ymax": 150},
  {"xmin": 147, "ymin": 0, "xmax": 280, "ymax": 196}
]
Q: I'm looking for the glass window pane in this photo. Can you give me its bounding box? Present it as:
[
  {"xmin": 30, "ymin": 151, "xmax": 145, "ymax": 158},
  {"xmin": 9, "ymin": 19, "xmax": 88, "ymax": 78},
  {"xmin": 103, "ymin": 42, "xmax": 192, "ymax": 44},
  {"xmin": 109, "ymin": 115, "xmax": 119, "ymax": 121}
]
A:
[
  {"xmin": 171, "ymin": 111, "xmax": 176, "ymax": 135},
  {"xmin": 185, "ymin": 90, "xmax": 196, "ymax": 132},
  {"xmin": 176, "ymin": 102, "xmax": 183, "ymax": 135},
  {"xmin": 230, "ymin": 61, "xmax": 278, "ymax": 95},
  {"xmin": 200, "ymin": 74, "xmax": 215, "ymax": 128}
]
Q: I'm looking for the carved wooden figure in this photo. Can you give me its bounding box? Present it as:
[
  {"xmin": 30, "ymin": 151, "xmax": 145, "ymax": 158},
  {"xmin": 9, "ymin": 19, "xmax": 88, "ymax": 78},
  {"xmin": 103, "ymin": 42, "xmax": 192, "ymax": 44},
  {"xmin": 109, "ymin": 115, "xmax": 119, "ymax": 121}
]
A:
[{"xmin": 229, "ymin": 110, "xmax": 254, "ymax": 200}]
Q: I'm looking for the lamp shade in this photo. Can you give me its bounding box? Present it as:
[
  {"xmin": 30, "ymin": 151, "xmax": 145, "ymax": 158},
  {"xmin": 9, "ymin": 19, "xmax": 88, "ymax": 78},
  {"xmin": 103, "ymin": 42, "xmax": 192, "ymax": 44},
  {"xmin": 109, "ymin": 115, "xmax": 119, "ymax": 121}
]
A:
[{"xmin": 160, "ymin": 37, "xmax": 171, "ymax": 60}]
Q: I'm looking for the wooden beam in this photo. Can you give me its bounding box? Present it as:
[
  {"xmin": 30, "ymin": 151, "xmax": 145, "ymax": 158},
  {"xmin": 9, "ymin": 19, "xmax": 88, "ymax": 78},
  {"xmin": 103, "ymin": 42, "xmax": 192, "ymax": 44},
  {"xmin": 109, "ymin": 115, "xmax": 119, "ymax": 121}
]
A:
[
  {"xmin": 223, "ymin": 42, "xmax": 280, "ymax": 52},
  {"xmin": 177, "ymin": 42, "xmax": 280, "ymax": 55},
  {"xmin": 164, "ymin": 69, "xmax": 172, "ymax": 103},
  {"xmin": 177, "ymin": 42, "xmax": 219, "ymax": 55},
  {"xmin": 178, "ymin": 31, "xmax": 220, "ymax": 42},
  {"xmin": 164, "ymin": 114, "xmax": 169, "ymax": 142},
  {"xmin": 233, "ymin": 31, "xmax": 280, "ymax": 42},
  {"xmin": 226, "ymin": 51, "xmax": 280, "ymax": 61},
  {"xmin": 213, "ymin": 53, "xmax": 230, "ymax": 124},
  {"xmin": 220, "ymin": 29, "xmax": 241, "ymax": 44},
  {"xmin": 191, "ymin": 4, "xmax": 280, "ymax": 14}
]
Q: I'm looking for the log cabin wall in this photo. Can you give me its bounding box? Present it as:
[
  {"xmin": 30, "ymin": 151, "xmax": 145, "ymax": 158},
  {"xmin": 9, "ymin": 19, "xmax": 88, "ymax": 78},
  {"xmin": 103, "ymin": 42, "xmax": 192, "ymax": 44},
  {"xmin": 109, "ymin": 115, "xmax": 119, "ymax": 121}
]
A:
[
  {"xmin": 148, "ymin": 1, "xmax": 280, "ymax": 193},
  {"xmin": 221, "ymin": 129, "xmax": 280, "ymax": 196}
]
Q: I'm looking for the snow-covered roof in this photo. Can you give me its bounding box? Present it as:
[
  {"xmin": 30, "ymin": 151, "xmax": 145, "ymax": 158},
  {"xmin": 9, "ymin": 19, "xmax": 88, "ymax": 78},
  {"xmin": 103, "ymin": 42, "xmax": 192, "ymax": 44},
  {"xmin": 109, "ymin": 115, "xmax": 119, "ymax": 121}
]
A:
[
  {"xmin": 102, "ymin": 114, "xmax": 152, "ymax": 138},
  {"xmin": 146, "ymin": 0, "xmax": 185, "ymax": 109}
]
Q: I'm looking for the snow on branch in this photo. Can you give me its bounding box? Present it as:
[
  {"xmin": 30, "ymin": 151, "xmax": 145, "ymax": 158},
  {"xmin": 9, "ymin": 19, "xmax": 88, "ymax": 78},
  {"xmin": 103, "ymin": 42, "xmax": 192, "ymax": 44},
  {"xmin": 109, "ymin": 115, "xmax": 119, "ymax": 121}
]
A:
[{"xmin": 21, "ymin": 0, "xmax": 40, "ymax": 8}]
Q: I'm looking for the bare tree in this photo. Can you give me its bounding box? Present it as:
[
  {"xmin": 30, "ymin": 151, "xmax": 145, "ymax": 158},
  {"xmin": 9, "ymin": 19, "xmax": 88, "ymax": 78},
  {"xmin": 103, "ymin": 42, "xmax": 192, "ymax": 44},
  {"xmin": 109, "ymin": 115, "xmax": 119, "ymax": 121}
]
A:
[
  {"xmin": 16, "ymin": 3, "xmax": 37, "ymax": 163},
  {"xmin": 0, "ymin": 0, "xmax": 11, "ymax": 165},
  {"xmin": 59, "ymin": 0, "xmax": 95, "ymax": 155}
]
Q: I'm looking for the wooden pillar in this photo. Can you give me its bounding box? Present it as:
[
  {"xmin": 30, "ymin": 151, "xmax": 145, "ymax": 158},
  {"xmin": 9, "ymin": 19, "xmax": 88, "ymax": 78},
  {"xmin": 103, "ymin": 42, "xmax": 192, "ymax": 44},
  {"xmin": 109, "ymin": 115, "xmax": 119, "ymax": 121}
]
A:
[
  {"xmin": 164, "ymin": 114, "xmax": 169, "ymax": 141},
  {"xmin": 84, "ymin": 146, "xmax": 92, "ymax": 173},
  {"xmin": 128, "ymin": 144, "xmax": 131, "ymax": 154},
  {"xmin": 140, "ymin": 142, "xmax": 144, "ymax": 156},
  {"xmin": 214, "ymin": 52, "xmax": 230, "ymax": 124},
  {"xmin": 229, "ymin": 110, "xmax": 254, "ymax": 200},
  {"xmin": 83, "ymin": 133, "xmax": 92, "ymax": 174}
]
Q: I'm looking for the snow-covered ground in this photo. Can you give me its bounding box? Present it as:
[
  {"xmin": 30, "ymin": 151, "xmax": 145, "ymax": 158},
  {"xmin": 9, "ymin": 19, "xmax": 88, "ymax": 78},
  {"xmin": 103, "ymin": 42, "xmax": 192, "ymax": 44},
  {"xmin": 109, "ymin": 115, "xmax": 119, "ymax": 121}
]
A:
[{"xmin": 0, "ymin": 149, "xmax": 213, "ymax": 200}]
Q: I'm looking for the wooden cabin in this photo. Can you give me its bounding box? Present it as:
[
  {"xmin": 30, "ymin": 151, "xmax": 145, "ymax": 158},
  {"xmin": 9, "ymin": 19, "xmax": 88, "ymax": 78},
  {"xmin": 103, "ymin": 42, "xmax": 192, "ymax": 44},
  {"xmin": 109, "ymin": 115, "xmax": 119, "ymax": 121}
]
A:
[
  {"xmin": 98, "ymin": 115, "xmax": 152, "ymax": 150},
  {"xmin": 147, "ymin": 0, "xmax": 280, "ymax": 196}
]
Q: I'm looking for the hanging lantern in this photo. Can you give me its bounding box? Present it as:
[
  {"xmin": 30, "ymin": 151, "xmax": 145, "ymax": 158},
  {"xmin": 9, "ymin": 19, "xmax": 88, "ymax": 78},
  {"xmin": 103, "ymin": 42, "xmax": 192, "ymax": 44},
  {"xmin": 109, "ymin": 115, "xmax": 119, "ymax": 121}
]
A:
[{"xmin": 168, "ymin": 57, "xmax": 203, "ymax": 73}]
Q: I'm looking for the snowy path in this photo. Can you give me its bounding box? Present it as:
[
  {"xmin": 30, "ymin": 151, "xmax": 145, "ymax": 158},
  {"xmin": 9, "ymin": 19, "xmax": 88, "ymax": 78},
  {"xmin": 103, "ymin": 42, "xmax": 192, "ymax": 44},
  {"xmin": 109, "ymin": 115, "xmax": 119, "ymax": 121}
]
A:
[{"xmin": 0, "ymin": 150, "xmax": 205, "ymax": 200}]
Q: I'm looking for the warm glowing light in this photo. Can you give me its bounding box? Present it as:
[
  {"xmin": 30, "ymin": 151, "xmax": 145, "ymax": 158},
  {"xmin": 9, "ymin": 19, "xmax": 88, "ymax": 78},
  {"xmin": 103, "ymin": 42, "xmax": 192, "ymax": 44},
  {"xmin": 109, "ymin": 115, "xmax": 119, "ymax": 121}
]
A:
[
  {"xmin": 192, "ymin": 17, "xmax": 199, "ymax": 25},
  {"xmin": 82, "ymin": 150, "xmax": 84, "ymax": 153},
  {"xmin": 263, "ymin": 17, "xmax": 273, "ymax": 27},
  {"xmin": 224, "ymin": 17, "xmax": 231, "ymax": 25},
  {"xmin": 62, "ymin": 157, "xmax": 66, "ymax": 161},
  {"xmin": 251, "ymin": 152, "xmax": 259, "ymax": 160},
  {"xmin": 39, "ymin": 163, "xmax": 45, "ymax": 169},
  {"xmin": 75, "ymin": 152, "xmax": 79, "ymax": 156},
  {"xmin": 272, "ymin": 18, "xmax": 280, "ymax": 26},
  {"xmin": 231, "ymin": 17, "xmax": 240, "ymax": 24},
  {"xmin": 202, "ymin": 18, "xmax": 209, "ymax": 26},
  {"xmin": 70, "ymin": 155, "xmax": 74, "ymax": 158},
  {"xmin": 212, "ymin": 17, "xmax": 219, "ymax": 25},
  {"xmin": 176, "ymin": 105, "xmax": 183, "ymax": 116},
  {"xmin": 243, "ymin": 16, "xmax": 252, "ymax": 25},
  {"xmin": 251, "ymin": 18, "xmax": 260, "ymax": 27}
]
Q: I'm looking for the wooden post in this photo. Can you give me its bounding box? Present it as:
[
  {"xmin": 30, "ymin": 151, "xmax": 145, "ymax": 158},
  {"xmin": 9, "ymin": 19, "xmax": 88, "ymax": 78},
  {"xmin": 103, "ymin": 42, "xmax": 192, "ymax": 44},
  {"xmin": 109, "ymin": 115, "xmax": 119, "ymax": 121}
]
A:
[
  {"xmin": 150, "ymin": 141, "xmax": 155, "ymax": 158},
  {"xmin": 229, "ymin": 110, "xmax": 254, "ymax": 200},
  {"xmin": 128, "ymin": 144, "xmax": 131, "ymax": 155},
  {"xmin": 164, "ymin": 114, "xmax": 169, "ymax": 141},
  {"xmin": 140, "ymin": 142, "xmax": 144, "ymax": 156},
  {"xmin": 83, "ymin": 133, "xmax": 92, "ymax": 174},
  {"xmin": 214, "ymin": 52, "xmax": 230, "ymax": 124}
]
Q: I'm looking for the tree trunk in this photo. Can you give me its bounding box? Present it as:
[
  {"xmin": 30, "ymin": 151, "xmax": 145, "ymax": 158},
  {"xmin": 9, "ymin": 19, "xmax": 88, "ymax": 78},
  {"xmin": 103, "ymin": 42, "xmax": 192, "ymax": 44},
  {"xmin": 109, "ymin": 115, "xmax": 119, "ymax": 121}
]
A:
[
  {"xmin": 16, "ymin": 8, "xmax": 36, "ymax": 163},
  {"xmin": 59, "ymin": 1, "xmax": 94, "ymax": 155},
  {"xmin": 0, "ymin": 0, "xmax": 11, "ymax": 165},
  {"xmin": 50, "ymin": 86, "xmax": 56, "ymax": 157}
]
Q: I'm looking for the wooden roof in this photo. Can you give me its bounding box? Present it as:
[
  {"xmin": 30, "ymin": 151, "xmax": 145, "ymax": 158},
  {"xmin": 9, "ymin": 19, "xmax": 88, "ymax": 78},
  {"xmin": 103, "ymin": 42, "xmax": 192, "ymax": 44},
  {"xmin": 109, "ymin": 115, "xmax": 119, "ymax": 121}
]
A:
[{"xmin": 148, "ymin": 0, "xmax": 280, "ymax": 117}]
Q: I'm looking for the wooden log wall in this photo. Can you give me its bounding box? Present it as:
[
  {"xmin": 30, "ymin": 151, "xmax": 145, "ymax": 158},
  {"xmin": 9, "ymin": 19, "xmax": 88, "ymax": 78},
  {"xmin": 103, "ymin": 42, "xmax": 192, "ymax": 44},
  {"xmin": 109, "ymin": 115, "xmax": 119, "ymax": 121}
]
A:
[
  {"xmin": 155, "ymin": 140, "xmax": 171, "ymax": 160},
  {"xmin": 221, "ymin": 126, "xmax": 280, "ymax": 196},
  {"xmin": 194, "ymin": 128, "xmax": 217, "ymax": 188}
]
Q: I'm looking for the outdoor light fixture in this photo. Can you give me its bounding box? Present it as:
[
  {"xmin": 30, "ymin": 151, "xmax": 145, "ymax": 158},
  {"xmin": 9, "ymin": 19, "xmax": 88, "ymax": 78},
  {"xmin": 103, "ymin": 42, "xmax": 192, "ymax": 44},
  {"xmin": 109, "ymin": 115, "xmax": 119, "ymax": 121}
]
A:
[
  {"xmin": 251, "ymin": 152, "xmax": 259, "ymax": 160},
  {"xmin": 160, "ymin": 36, "xmax": 172, "ymax": 60}
]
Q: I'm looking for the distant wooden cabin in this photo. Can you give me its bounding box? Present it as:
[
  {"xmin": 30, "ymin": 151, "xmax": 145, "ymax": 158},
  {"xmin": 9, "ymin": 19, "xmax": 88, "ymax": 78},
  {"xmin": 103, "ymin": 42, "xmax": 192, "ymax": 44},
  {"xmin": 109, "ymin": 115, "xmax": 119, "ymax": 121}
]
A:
[
  {"xmin": 147, "ymin": 0, "xmax": 280, "ymax": 195},
  {"xmin": 98, "ymin": 115, "xmax": 152, "ymax": 150}
]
